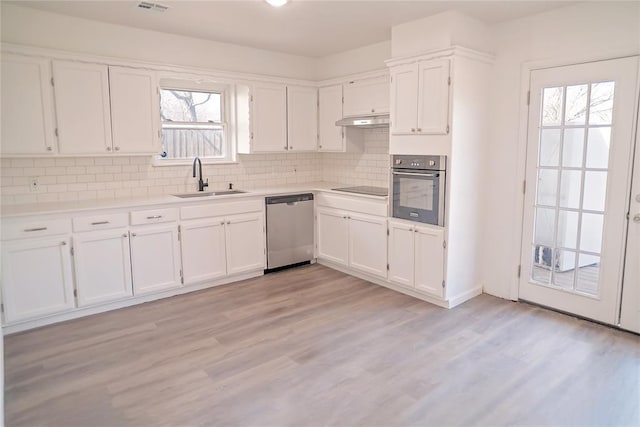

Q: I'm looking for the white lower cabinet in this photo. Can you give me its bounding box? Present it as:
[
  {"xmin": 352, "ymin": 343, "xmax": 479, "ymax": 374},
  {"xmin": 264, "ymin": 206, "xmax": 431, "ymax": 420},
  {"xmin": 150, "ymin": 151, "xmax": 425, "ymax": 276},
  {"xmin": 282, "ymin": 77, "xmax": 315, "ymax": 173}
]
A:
[
  {"xmin": 73, "ymin": 229, "xmax": 133, "ymax": 307},
  {"xmin": 317, "ymin": 208, "xmax": 387, "ymax": 279},
  {"xmin": 180, "ymin": 218, "xmax": 227, "ymax": 285},
  {"xmin": 1, "ymin": 236, "xmax": 75, "ymax": 323},
  {"xmin": 129, "ymin": 224, "xmax": 182, "ymax": 295},
  {"xmin": 388, "ymin": 219, "xmax": 445, "ymax": 298},
  {"xmin": 225, "ymin": 213, "xmax": 265, "ymax": 275},
  {"xmin": 180, "ymin": 212, "xmax": 265, "ymax": 284}
]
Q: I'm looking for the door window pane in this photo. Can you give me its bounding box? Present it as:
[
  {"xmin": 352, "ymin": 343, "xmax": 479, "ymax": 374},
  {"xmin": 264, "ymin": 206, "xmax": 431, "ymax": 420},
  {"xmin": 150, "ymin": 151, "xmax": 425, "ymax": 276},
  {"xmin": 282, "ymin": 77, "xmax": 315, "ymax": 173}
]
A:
[
  {"xmin": 559, "ymin": 170, "xmax": 582, "ymax": 209},
  {"xmin": 542, "ymin": 87, "xmax": 563, "ymax": 126},
  {"xmin": 557, "ymin": 210, "xmax": 579, "ymax": 249},
  {"xmin": 537, "ymin": 169, "xmax": 558, "ymax": 206},
  {"xmin": 532, "ymin": 246, "xmax": 552, "ymax": 284},
  {"xmin": 553, "ymin": 249, "xmax": 576, "ymax": 289},
  {"xmin": 576, "ymin": 254, "xmax": 600, "ymax": 295},
  {"xmin": 583, "ymin": 171, "xmax": 608, "ymax": 212},
  {"xmin": 539, "ymin": 129, "xmax": 561, "ymax": 167},
  {"xmin": 565, "ymin": 84, "xmax": 588, "ymax": 125},
  {"xmin": 534, "ymin": 208, "xmax": 555, "ymax": 247},
  {"xmin": 562, "ymin": 128, "xmax": 585, "ymax": 167},
  {"xmin": 589, "ymin": 82, "xmax": 615, "ymax": 125},
  {"xmin": 586, "ymin": 127, "xmax": 611, "ymax": 169},
  {"xmin": 580, "ymin": 213, "xmax": 604, "ymax": 254}
]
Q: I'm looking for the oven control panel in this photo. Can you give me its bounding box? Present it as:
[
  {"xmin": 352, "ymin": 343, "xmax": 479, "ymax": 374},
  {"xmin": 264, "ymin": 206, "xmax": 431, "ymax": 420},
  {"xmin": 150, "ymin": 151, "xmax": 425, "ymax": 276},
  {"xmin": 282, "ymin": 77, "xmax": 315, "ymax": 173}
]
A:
[{"xmin": 392, "ymin": 155, "xmax": 446, "ymax": 170}]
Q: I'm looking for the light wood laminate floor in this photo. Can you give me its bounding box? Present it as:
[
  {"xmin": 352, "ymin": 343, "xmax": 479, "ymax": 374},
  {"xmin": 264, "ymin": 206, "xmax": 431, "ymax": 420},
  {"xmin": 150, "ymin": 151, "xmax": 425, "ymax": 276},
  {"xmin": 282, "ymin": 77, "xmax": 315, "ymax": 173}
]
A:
[{"xmin": 5, "ymin": 264, "xmax": 640, "ymax": 426}]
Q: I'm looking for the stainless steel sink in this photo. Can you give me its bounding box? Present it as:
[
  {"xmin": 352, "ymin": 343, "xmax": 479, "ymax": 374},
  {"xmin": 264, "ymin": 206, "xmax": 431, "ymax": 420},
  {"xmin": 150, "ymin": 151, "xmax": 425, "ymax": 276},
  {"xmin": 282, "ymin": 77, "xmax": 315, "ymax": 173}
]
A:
[{"xmin": 173, "ymin": 190, "xmax": 247, "ymax": 198}]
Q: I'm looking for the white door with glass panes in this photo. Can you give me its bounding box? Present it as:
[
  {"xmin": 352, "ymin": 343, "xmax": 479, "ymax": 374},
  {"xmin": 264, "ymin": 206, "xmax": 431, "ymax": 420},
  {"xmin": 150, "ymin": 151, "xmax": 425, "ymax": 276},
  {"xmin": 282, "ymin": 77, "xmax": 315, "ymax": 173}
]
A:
[
  {"xmin": 287, "ymin": 86, "xmax": 317, "ymax": 152},
  {"xmin": 519, "ymin": 57, "xmax": 639, "ymax": 325}
]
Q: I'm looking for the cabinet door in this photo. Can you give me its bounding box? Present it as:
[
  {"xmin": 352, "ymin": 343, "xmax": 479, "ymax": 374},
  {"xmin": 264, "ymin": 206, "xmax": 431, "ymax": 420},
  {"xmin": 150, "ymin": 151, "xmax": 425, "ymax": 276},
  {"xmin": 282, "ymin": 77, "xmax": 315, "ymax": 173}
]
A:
[
  {"xmin": 343, "ymin": 75, "xmax": 390, "ymax": 117},
  {"xmin": 225, "ymin": 213, "xmax": 265, "ymax": 275},
  {"xmin": 388, "ymin": 220, "xmax": 415, "ymax": 288},
  {"xmin": 1, "ymin": 237, "xmax": 75, "ymax": 323},
  {"xmin": 318, "ymin": 85, "xmax": 344, "ymax": 152},
  {"xmin": 1, "ymin": 54, "xmax": 56, "ymax": 155},
  {"xmin": 181, "ymin": 218, "xmax": 227, "ymax": 284},
  {"xmin": 130, "ymin": 224, "xmax": 182, "ymax": 295},
  {"xmin": 414, "ymin": 226, "xmax": 445, "ymax": 297},
  {"xmin": 287, "ymin": 86, "xmax": 317, "ymax": 152},
  {"xmin": 316, "ymin": 208, "xmax": 349, "ymax": 267},
  {"xmin": 417, "ymin": 59, "xmax": 450, "ymax": 134},
  {"xmin": 109, "ymin": 66, "xmax": 159, "ymax": 154},
  {"xmin": 73, "ymin": 229, "xmax": 133, "ymax": 307},
  {"xmin": 250, "ymin": 83, "xmax": 287, "ymax": 152},
  {"xmin": 348, "ymin": 213, "xmax": 387, "ymax": 278},
  {"xmin": 390, "ymin": 63, "xmax": 419, "ymax": 135},
  {"xmin": 53, "ymin": 61, "xmax": 113, "ymax": 154}
]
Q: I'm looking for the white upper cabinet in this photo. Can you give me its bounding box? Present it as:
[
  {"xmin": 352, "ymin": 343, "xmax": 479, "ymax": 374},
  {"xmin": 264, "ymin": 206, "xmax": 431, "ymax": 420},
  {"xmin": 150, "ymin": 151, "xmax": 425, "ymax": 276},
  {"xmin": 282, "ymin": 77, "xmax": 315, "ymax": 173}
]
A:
[
  {"xmin": 1, "ymin": 54, "xmax": 56, "ymax": 156},
  {"xmin": 108, "ymin": 66, "xmax": 159, "ymax": 154},
  {"xmin": 343, "ymin": 75, "xmax": 390, "ymax": 117},
  {"xmin": 390, "ymin": 59, "xmax": 450, "ymax": 135},
  {"xmin": 248, "ymin": 83, "xmax": 287, "ymax": 153},
  {"xmin": 287, "ymin": 85, "xmax": 318, "ymax": 152},
  {"xmin": 318, "ymin": 85, "xmax": 344, "ymax": 152},
  {"xmin": 53, "ymin": 61, "xmax": 113, "ymax": 155}
]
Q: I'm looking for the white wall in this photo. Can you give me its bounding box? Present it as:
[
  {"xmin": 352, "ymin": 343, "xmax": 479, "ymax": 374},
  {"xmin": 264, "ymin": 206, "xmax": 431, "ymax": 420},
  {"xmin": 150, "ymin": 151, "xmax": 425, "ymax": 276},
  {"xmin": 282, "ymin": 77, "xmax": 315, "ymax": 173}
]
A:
[
  {"xmin": 0, "ymin": 4, "xmax": 317, "ymax": 80},
  {"xmin": 482, "ymin": 1, "xmax": 640, "ymax": 299},
  {"xmin": 316, "ymin": 40, "xmax": 391, "ymax": 80}
]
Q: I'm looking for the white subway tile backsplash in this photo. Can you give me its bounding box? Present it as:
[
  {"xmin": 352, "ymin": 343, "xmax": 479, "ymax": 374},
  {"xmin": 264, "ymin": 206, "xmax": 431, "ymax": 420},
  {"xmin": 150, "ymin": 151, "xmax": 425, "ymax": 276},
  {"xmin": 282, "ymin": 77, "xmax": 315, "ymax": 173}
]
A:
[{"xmin": 0, "ymin": 129, "xmax": 389, "ymax": 205}]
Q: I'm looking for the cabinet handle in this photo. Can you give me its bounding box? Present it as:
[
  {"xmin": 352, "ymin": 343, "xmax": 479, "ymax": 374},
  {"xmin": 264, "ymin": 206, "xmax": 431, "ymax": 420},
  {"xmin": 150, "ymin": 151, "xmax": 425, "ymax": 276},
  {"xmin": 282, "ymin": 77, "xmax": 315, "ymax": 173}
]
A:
[
  {"xmin": 411, "ymin": 128, "xmax": 415, "ymax": 132},
  {"xmin": 131, "ymin": 233, "xmax": 137, "ymax": 237},
  {"xmin": 46, "ymin": 146, "xmax": 53, "ymax": 151},
  {"xmin": 414, "ymin": 229, "xmax": 418, "ymax": 233},
  {"xmin": 289, "ymin": 146, "xmax": 293, "ymax": 150},
  {"xmin": 90, "ymin": 221, "xmax": 110, "ymax": 225},
  {"xmin": 146, "ymin": 215, "xmax": 162, "ymax": 219},
  {"xmin": 114, "ymin": 146, "xmax": 120, "ymax": 151},
  {"xmin": 371, "ymin": 109, "xmax": 375, "ymax": 113},
  {"xmin": 61, "ymin": 241, "xmax": 67, "ymax": 246},
  {"xmin": 343, "ymin": 216, "xmax": 347, "ymax": 219},
  {"xmin": 220, "ymin": 221, "xmax": 225, "ymax": 225},
  {"xmin": 284, "ymin": 146, "xmax": 288, "ymax": 150},
  {"xmin": 417, "ymin": 128, "xmax": 422, "ymax": 132},
  {"xmin": 106, "ymin": 146, "xmax": 112, "ymax": 152},
  {"xmin": 319, "ymin": 145, "xmax": 323, "ymax": 149},
  {"xmin": 227, "ymin": 221, "xmax": 231, "ymax": 225},
  {"xmin": 24, "ymin": 227, "xmax": 47, "ymax": 232},
  {"xmin": 123, "ymin": 234, "xmax": 128, "ymax": 238}
]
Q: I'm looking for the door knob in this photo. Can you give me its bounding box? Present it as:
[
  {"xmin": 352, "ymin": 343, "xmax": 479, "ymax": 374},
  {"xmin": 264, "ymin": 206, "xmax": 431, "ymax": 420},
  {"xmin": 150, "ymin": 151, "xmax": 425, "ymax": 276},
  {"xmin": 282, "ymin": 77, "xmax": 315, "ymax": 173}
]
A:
[{"xmin": 634, "ymin": 214, "xmax": 640, "ymax": 223}]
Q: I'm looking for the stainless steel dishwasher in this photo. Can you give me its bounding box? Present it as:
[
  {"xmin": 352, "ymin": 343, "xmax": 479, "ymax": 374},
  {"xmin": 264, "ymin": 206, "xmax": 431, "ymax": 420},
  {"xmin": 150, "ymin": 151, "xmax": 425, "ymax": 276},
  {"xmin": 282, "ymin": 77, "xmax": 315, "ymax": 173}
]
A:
[{"xmin": 265, "ymin": 193, "xmax": 314, "ymax": 271}]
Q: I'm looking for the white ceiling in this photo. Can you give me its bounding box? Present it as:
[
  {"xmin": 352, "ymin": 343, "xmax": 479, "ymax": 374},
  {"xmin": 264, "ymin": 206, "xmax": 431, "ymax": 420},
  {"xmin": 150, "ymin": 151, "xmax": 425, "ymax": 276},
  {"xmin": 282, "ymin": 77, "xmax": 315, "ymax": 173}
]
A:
[{"xmin": 9, "ymin": 1, "xmax": 576, "ymax": 57}]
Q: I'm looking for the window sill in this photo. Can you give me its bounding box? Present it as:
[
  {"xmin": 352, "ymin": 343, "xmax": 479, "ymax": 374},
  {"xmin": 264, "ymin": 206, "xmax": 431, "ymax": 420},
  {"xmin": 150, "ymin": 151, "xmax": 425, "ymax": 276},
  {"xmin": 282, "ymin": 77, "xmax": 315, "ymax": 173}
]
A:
[{"xmin": 152, "ymin": 158, "xmax": 239, "ymax": 167}]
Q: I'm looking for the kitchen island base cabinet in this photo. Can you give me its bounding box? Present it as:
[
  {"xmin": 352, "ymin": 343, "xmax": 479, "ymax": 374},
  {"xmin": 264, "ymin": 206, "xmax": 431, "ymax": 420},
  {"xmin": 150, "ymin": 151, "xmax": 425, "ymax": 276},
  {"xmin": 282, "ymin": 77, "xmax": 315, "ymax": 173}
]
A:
[
  {"xmin": 129, "ymin": 224, "xmax": 182, "ymax": 295},
  {"xmin": 73, "ymin": 229, "xmax": 133, "ymax": 307},
  {"xmin": 388, "ymin": 220, "xmax": 445, "ymax": 298},
  {"xmin": 1, "ymin": 237, "xmax": 75, "ymax": 323}
]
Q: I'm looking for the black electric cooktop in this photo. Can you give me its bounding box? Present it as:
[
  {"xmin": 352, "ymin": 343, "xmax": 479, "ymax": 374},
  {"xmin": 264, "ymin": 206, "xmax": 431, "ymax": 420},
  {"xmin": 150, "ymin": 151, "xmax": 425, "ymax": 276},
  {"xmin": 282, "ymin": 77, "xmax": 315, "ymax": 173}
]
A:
[{"xmin": 331, "ymin": 186, "xmax": 388, "ymax": 197}]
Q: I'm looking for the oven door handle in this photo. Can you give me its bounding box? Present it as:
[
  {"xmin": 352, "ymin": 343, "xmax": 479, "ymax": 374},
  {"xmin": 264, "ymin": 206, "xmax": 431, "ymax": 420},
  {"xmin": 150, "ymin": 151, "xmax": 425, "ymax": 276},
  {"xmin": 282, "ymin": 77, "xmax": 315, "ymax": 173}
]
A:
[{"xmin": 392, "ymin": 171, "xmax": 440, "ymax": 178}]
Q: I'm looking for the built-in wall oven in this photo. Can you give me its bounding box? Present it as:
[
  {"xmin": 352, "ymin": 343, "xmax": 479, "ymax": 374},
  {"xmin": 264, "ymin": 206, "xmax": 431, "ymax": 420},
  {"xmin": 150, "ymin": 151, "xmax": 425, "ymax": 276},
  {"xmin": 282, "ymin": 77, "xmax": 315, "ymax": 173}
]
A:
[{"xmin": 391, "ymin": 155, "xmax": 447, "ymax": 226}]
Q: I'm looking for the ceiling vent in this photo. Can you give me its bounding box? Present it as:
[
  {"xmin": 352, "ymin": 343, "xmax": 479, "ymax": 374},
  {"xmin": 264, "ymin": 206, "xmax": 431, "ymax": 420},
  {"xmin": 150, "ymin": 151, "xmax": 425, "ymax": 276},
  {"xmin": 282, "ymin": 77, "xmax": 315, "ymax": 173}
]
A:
[{"xmin": 137, "ymin": 2, "xmax": 169, "ymax": 12}]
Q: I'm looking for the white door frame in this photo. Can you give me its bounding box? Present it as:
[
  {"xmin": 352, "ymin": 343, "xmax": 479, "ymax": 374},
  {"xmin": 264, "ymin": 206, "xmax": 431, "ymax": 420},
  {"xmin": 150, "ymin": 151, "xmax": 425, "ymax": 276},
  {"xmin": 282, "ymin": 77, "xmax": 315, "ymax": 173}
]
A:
[{"xmin": 510, "ymin": 50, "xmax": 640, "ymax": 308}]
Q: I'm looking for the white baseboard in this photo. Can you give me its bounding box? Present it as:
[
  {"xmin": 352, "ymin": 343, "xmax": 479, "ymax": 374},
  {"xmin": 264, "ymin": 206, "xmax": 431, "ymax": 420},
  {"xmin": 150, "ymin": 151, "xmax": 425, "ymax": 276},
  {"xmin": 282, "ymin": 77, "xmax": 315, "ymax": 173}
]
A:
[
  {"xmin": 3, "ymin": 270, "xmax": 264, "ymax": 335},
  {"xmin": 447, "ymin": 286, "xmax": 483, "ymax": 308}
]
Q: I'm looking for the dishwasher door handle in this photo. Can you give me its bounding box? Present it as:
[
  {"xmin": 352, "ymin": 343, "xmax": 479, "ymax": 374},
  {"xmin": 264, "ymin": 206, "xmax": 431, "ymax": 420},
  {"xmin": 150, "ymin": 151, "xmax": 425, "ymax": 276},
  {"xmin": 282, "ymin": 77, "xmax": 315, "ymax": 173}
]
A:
[{"xmin": 286, "ymin": 202, "xmax": 297, "ymax": 206}]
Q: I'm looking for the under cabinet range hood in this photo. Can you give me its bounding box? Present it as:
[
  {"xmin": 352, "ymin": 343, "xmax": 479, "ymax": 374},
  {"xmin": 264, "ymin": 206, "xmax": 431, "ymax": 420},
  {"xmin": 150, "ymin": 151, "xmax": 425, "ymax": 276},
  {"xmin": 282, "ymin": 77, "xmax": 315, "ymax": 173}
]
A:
[{"xmin": 335, "ymin": 114, "xmax": 390, "ymax": 128}]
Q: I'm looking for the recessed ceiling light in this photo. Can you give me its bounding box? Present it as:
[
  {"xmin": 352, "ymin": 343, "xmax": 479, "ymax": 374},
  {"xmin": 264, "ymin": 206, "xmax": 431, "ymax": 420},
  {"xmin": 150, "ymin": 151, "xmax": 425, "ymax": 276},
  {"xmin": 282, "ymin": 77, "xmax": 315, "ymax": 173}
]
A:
[{"xmin": 265, "ymin": 0, "xmax": 289, "ymax": 7}]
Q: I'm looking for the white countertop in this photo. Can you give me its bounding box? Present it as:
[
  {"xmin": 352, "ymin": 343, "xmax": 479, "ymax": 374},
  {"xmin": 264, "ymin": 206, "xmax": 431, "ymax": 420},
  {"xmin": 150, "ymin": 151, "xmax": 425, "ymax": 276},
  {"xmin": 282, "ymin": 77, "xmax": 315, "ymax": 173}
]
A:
[{"xmin": 0, "ymin": 182, "xmax": 388, "ymax": 218}]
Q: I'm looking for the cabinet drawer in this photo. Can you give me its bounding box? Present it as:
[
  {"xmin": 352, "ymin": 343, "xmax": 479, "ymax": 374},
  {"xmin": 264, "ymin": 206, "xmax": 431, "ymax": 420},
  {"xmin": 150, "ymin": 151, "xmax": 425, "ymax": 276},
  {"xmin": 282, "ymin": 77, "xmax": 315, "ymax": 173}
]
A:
[
  {"xmin": 316, "ymin": 192, "xmax": 388, "ymax": 217},
  {"xmin": 130, "ymin": 208, "xmax": 178, "ymax": 225},
  {"xmin": 73, "ymin": 213, "xmax": 128, "ymax": 232},
  {"xmin": 181, "ymin": 199, "xmax": 262, "ymax": 220},
  {"xmin": 1, "ymin": 218, "xmax": 71, "ymax": 240}
]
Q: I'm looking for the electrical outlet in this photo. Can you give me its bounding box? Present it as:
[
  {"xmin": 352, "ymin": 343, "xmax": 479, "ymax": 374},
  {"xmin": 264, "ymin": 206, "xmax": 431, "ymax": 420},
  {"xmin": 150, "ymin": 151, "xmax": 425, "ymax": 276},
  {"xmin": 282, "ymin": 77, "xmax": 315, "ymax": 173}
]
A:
[{"xmin": 29, "ymin": 177, "xmax": 40, "ymax": 192}]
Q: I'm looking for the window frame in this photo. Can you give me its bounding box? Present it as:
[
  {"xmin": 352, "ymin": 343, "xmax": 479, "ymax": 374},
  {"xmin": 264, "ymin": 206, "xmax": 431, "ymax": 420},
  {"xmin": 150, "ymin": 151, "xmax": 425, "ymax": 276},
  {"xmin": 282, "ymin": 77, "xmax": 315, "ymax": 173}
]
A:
[{"xmin": 154, "ymin": 78, "xmax": 237, "ymax": 166}]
